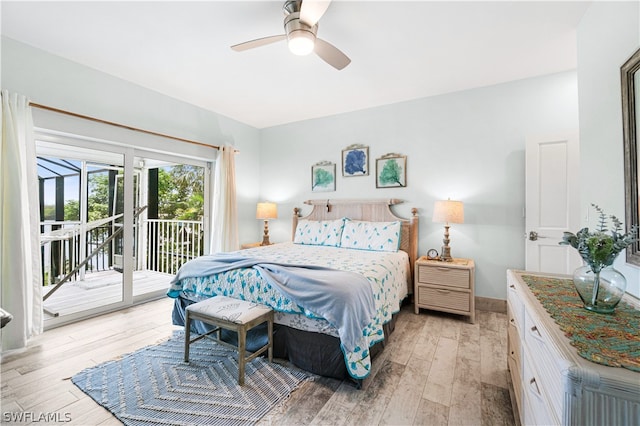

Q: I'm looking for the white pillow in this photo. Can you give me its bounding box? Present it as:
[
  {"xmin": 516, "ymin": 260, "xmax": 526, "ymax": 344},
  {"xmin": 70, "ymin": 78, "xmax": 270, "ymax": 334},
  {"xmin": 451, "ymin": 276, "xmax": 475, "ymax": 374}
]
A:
[
  {"xmin": 293, "ymin": 218, "xmax": 346, "ymax": 247},
  {"xmin": 340, "ymin": 219, "xmax": 402, "ymax": 252}
]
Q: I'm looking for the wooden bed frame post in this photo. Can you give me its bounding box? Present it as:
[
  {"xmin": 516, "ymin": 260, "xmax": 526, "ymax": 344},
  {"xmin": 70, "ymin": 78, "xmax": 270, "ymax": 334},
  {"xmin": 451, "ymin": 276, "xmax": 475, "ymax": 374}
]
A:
[
  {"xmin": 292, "ymin": 207, "xmax": 301, "ymax": 240},
  {"xmin": 409, "ymin": 207, "xmax": 419, "ymax": 286}
]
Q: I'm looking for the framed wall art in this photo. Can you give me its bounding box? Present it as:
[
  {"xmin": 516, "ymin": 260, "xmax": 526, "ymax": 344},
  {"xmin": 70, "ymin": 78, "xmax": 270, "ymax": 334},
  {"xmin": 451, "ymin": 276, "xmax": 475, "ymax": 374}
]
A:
[
  {"xmin": 311, "ymin": 161, "xmax": 336, "ymax": 192},
  {"xmin": 376, "ymin": 153, "xmax": 407, "ymax": 188},
  {"xmin": 342, "ymin": 144, "xmax": 369, "ymax": 177}
]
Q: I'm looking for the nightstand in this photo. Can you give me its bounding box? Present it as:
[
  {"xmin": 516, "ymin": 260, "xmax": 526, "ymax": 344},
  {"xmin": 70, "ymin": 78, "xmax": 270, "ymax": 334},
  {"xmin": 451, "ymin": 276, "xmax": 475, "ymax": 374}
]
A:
[
  {"xmin": 414, "ymin": 257, "xmax": 475, "ymax": 323},
  {"xmin": 240, "ymin": 242, "xmax": 263, "ymax": 249}
]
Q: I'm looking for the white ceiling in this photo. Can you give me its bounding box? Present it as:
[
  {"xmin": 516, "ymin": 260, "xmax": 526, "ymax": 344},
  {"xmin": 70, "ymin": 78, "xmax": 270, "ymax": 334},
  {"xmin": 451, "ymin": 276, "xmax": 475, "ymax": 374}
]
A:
[{"xmin": 1, "ymin": 1, "xmax": 590, "ymax": 129}]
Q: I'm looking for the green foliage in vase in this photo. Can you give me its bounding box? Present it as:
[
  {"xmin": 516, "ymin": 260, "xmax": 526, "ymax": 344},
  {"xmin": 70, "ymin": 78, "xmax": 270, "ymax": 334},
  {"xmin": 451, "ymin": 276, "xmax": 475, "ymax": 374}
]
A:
[{"xmin": 560, "ymin": 204, "xmax": 639, "ymax": 273}]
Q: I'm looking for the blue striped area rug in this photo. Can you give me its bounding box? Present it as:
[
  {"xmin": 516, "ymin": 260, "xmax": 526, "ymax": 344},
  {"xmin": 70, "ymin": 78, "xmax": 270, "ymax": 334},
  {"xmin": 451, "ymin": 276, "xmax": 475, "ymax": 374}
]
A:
[{"xmin": 72, "ymin": 331, "xmax": 310, "ymax": 425}]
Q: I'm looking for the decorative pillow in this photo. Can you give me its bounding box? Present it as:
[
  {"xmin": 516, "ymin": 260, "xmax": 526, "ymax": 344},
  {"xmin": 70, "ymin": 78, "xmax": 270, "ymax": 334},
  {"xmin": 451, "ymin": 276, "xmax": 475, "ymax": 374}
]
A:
[
  {"xmin": 340, "ymin": 219, "xmax": 402, "ymax": 252},
  {"xmin": 293, "ymin": 218, "xmax": 346, "ymax": 246}
]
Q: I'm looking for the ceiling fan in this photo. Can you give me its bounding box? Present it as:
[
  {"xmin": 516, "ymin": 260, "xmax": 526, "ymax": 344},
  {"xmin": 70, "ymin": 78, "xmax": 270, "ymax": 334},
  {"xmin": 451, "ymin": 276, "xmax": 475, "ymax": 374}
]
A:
[{"xmin": 230, "ymin": 0, "xmax": 351, "ymax": 70}]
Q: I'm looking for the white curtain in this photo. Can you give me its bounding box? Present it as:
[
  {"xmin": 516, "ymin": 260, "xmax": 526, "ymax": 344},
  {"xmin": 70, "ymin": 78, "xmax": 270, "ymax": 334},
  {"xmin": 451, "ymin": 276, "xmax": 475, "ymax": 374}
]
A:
[
  {"xmin": 1, "ymin": 90, "xmax": 43, "ymax": 352},
  {"xmin": 209, "ymin": 144, "xmax": 238, "ymax": 253}
]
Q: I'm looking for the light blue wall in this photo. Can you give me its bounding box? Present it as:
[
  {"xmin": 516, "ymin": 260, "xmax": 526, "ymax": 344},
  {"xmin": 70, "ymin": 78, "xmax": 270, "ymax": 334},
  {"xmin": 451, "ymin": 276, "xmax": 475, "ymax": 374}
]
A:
[
  {"xmin": 7, "ymin": 2, "xmax": 637, "ymax": 301},
  {"xmin": 1, "ymin": 37, "xmax": 262, "ymax": 244},
  {"xmin": 577, "ymin": 1, "xmax": 640, "ymax": 297},
  {"xmin": 260, "ymin": 72, "xmax": 580, "ymax": 300}
]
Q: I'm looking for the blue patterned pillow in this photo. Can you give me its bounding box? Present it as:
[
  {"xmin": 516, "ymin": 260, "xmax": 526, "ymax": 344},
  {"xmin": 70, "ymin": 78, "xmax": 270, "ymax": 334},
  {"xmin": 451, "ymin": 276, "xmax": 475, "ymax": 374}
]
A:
[
  {"xmin": 293, "ymin": 218, "xmax": 346, "ymax": 246},
  {"xmin": 340, "ymin": 219, "xmax": 401, "ymax": 252}
]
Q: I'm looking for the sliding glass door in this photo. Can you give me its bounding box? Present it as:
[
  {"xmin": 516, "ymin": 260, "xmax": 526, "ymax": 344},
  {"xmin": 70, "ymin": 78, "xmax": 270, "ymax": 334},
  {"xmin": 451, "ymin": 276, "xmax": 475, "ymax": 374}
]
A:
[
  {"xmin": 131, "ymin": 152, "xmax": 206, "ymax": 302},
  {"xmin": 36, "ymin": 135, "xmax": 209, "ymax": 328},
  {"xmin": 38, "ymin": 141, "xmax": 127, "ymax": 323}
]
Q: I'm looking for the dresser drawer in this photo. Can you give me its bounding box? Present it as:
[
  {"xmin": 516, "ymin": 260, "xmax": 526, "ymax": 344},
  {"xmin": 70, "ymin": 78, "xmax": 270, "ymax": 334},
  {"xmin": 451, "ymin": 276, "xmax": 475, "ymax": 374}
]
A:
[
  {"xmin": 507, "ymin": 280, "xmax": 524, "ymax": 330},
  {"xmin": 417, "ymin": 286, "xmax": 470, "ymax": 312},
  {"xmin": 522, "ymin": 350, "xmax": 557, "ymax": 426},
  {"xmin": 507, "ymin": 308, "xmax": 522, "ymax": 366},
  {"xmin": 507, "ymin": 353, "xmax": 523, "ymax": 420},
  {"xmin": 523, "ymin": 310, "xmax": 563, "ymax": 422},
  {"xmin": 418, "ymin": 265, "xmax": 470, "ymax": 289}
]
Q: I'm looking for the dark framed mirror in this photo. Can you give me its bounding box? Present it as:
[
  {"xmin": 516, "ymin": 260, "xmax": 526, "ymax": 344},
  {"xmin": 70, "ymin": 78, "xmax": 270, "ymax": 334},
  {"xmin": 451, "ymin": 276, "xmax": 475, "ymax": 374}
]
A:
[{"xmin": 621, "ymin": 47, "xmax": 640, "ymax": 266}]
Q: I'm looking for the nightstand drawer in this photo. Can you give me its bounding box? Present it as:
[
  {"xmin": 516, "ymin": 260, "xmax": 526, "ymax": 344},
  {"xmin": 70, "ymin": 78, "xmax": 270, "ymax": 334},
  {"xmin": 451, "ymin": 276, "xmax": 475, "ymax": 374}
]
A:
[
  {"xmin": 417, "ymin": 286, "xmax": 470, "ymax": 311},
  {"xmin": 418, "ymin": 265, "xmax": 470, "ymax": 289}
]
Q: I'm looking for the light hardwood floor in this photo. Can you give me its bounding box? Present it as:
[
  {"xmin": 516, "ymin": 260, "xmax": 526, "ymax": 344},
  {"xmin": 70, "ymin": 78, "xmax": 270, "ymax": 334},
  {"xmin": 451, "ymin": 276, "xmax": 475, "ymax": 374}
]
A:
[{"xmin": 1, "ymin": 298, "xmax": 515, "ymax": 426}]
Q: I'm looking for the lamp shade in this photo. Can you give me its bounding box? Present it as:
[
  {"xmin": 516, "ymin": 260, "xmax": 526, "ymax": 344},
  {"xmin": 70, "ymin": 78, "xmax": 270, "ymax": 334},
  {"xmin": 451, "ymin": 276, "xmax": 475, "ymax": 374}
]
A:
[
  {"xmin": 256, "ymin": 202, "xmax": 278, "ymax": 220},
  {"xmin": 432, "ymin": 200, "xmax": 464, "ymax": 224}
]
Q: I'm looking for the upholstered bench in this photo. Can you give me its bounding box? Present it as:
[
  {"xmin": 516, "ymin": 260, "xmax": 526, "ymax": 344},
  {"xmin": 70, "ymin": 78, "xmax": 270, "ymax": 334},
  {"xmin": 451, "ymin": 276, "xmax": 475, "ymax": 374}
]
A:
[{"xmin": 184, "ymin": 295, "xmax": 274, "ymax": 385}]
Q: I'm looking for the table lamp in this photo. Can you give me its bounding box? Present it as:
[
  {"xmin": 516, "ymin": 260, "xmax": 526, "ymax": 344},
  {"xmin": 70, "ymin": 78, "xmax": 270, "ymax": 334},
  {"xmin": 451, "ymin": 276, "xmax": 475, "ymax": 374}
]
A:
[
  {"xmin": 256, "ymin": 202, "xmax": 277, "ymax": 246},
  {"xmin": 432, "ymin": 199, "xmax": 464, "ymax": 262}
]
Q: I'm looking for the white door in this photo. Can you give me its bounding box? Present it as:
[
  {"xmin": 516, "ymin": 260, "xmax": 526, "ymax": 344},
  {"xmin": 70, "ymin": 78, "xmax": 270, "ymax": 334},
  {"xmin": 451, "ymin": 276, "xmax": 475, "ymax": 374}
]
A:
[{"xmin": 525, "ymin": 134, "xmax": 582, "ymax": 273}]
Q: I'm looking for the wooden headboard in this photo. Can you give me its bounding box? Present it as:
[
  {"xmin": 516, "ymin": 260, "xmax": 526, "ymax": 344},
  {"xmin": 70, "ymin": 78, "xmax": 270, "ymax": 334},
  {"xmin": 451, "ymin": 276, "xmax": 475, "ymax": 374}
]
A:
[{"xmin": 292, "ymin": 199, "xmax": 419, "ymax": 291}]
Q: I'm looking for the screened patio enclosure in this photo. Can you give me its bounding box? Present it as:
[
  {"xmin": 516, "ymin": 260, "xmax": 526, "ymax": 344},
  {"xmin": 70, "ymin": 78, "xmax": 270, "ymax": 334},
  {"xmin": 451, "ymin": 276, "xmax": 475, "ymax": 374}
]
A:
[{"xmin": 38, "ymin": 144, "xmax": 205, "ymax": 322}]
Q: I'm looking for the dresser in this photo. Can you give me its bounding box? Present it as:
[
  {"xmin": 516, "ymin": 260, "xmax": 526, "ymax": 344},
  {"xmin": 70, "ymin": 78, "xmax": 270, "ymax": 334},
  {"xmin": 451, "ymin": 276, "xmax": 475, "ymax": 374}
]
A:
[
  {"xmin": 414, "ymin": 257, "xmax": 475, "ymax": 323},
  {"xmin": 507, "ymin": 269, "xmax": 640, "ymax": 425}
]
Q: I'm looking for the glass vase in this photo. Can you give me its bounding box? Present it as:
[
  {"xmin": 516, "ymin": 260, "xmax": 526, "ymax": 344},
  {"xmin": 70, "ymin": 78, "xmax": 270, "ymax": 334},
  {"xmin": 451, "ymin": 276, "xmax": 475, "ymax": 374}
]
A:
[{"xmin": 572, "ymin": 265, "xmax": 627, "ymax": 314}]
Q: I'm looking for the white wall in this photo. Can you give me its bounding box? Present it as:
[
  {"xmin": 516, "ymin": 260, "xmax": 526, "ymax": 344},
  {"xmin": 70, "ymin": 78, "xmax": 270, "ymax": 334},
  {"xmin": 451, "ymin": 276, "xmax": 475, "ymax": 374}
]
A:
[
  {"xmin": 259, "ymin": 72, "xmax": 579, "ymax": 300},
  {"xmin": 577, "ymin": 1, "xmax": 640, "ymax": 297},
  {"xmin": 1, "ymin": 37, "xmax": 262, "ymax": 244}
]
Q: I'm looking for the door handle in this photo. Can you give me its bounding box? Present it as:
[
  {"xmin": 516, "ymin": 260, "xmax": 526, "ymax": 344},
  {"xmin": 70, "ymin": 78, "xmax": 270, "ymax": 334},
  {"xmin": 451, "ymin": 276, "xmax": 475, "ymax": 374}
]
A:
[{"xmin": 528, "ymin": 231, "xmax": 547, "ymax": 241}]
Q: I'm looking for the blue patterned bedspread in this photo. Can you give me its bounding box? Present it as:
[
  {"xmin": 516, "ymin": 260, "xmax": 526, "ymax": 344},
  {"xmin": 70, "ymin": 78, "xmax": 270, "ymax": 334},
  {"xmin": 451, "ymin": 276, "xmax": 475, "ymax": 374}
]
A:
[{"xmin": 169, "ymin": 242, "xmax": 409, "ymax": 379}]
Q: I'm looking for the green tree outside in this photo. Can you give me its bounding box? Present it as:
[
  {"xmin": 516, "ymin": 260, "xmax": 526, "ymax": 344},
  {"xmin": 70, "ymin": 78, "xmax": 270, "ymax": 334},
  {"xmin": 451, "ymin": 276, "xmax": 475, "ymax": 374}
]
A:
[{"xmin": 43, "ymin": 165, "xmax": 204, "ymax": 223}]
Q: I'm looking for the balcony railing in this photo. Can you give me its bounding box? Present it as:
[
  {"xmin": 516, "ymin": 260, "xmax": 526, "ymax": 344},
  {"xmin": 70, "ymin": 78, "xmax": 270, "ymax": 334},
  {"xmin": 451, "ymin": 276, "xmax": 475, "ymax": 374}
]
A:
[
  {"xmin": 40, "ymin": 218, "xmax": 203, "ymax": 285},
  {"xmin": 145, "ymin": 219, "xmax": 203, "ymax": 275}
]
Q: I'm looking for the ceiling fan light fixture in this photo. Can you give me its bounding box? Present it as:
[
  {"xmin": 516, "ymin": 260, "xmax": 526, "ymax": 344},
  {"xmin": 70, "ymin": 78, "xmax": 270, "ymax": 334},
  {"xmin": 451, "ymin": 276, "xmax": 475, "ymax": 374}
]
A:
[
  {"xmin": 288, "ymin": 30, "xmax": 315, "ymax": 55},
  {"xmin": 231, "ymin": 1, "xmax": 350, "ymax": 69}
]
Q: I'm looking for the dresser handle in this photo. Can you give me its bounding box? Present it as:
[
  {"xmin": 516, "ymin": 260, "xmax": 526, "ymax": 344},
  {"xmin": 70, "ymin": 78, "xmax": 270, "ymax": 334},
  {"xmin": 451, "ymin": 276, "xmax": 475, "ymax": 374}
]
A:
[
  {"xmin": 436, "ymin": 267, "xmax": 450, "ymax": 272},
  {"xmin": 529, "ymin": 377, "xmax": 541, "ymax": 396},
  {"xmin": 509, "ymin": 284, "xmax": 515, "ymax": 289},
  {"xmin": 436, "ymin": 289, "xmax": 450, "ymax": 294},
  {"xmin": 509, "ymin": 318, "xmax": 515, "ymax": 324},
  {"xmin": 530, "ymin": 325, "xmax": 542, "ymax": 338}
]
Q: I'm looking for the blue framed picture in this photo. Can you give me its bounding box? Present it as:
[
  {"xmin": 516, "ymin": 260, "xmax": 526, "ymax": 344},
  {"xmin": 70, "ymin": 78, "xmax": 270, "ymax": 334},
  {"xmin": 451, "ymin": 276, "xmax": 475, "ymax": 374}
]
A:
[{"xmin": 342, "ymin": 144, "xmax": 369, "ymax": 177}]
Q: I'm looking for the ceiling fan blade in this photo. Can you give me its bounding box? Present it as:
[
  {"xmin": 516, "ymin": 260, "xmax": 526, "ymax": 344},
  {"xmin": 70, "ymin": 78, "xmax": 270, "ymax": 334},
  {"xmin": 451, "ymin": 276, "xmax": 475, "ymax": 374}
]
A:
[
  {"xmin": 231, "ymin": 34, "xmax": 287, "ymax": 52},
  {"xmin": 315, "ymin": 38, "xmax": 351, "ymax": 70},
  {"xmin": 300, "ymin": 0, "xmax": 331, "ymax": 27}
]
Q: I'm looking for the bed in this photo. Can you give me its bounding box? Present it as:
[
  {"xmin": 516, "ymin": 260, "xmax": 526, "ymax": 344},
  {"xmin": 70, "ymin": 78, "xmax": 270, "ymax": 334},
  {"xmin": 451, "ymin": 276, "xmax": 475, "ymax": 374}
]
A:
[{"xmin": 169, "ymin": 199, "xmax": 418, "ymax": 386}]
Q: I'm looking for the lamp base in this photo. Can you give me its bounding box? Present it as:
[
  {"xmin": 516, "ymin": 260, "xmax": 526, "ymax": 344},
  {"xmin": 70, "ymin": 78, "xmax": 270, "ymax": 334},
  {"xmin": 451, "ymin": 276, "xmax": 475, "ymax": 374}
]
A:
[
  {"xmin": 440, "ymin": 224, "xmax": 453, "ymax": 261},
  {"xmin": 440, "ymin": 245, "xmax": 453, "ymax": 262},
  {"xmin": 261, "ymin": 220, "xmax": 271, "ymax": 246}
]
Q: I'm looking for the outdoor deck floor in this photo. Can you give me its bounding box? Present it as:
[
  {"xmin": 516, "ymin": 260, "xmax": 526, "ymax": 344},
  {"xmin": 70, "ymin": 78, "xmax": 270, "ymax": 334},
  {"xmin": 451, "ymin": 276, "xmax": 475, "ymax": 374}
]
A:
[{"xmin": 43, "ymin": 269, "xmax": 173, "ymax": 319}]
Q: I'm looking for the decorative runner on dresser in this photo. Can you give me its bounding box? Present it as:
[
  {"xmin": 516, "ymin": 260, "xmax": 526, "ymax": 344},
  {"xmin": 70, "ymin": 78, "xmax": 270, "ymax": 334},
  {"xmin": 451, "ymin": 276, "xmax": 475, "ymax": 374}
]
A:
[
  {"xmin": 522, "ymin": 275, "xmax": 640, "ymax": 372},
  {"xmin": 72, "ymin": 331, "xmax": 310, "ymax": 426}
]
